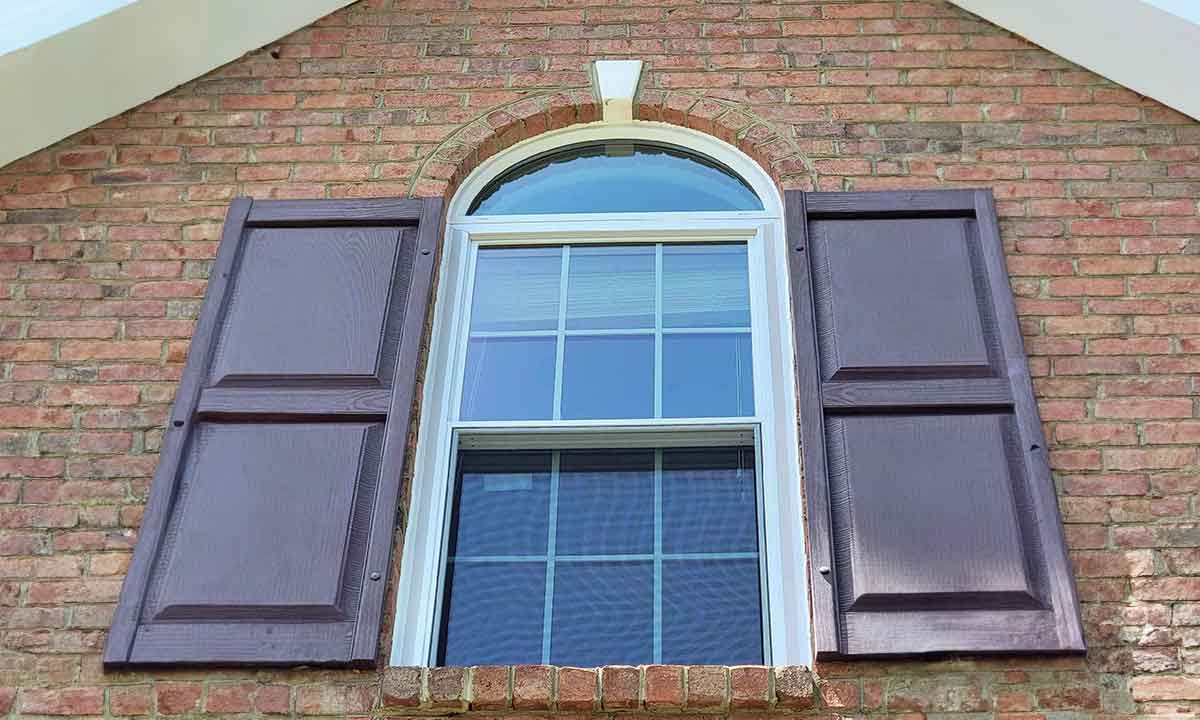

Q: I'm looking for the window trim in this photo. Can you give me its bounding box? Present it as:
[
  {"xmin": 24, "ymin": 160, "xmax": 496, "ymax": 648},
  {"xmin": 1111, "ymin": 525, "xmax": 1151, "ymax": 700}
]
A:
[{"xmin": 389, "ymin": 122, "xmax": 811, "ymax": 666}]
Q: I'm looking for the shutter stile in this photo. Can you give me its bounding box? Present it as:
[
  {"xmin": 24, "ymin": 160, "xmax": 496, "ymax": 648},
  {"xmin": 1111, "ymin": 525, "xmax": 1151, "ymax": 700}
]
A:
[
  {"xmin": 105, "ymin": 197, "xmax": 442, "ymax": 668},
  {"xmin": 788, "ymin": 189, "xmax": 1085, "ymax": 657}
]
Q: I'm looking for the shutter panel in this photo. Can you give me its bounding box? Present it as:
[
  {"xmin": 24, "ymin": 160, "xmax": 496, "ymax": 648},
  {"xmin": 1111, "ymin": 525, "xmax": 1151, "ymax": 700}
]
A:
[
  {"xmin": 787, "ymin": 189, "xmax": 1085, "ymax": 657},
  {"xmin": 104, "ymin": 197, "xmax": 442, "ymax": 668}
]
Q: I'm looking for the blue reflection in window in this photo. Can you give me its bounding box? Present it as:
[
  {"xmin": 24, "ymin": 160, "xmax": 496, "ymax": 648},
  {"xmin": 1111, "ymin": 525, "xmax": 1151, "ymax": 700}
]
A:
[{"xmin": 468, "ymin": 142, "xmax": 763, "ymax": 215}]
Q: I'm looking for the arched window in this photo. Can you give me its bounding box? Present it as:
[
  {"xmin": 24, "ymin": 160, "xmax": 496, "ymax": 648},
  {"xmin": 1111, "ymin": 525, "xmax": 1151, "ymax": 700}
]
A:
[
  {"xmin": 468, "ymin": 142, "xmax": 763, "ymax": 215},
  {"xmin": 391, "ymin": 125, "xmax": 810, "ymax": 667}
]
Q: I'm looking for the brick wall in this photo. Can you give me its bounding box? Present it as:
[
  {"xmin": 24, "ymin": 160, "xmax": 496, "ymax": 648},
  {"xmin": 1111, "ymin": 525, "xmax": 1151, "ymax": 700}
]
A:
[{"xmin": 1, "ymin": 0, "xmax": 1199, "ymax": 716}]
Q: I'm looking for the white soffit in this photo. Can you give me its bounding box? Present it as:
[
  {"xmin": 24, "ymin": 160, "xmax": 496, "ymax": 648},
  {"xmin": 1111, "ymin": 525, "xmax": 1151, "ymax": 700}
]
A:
[
  {"xmin": 949, "ymin": 0, "xmax": 1200, "ymax": 122},
  {"xmin": 0, "ymin": 0, "xmax": 355, "ymax": 169}
]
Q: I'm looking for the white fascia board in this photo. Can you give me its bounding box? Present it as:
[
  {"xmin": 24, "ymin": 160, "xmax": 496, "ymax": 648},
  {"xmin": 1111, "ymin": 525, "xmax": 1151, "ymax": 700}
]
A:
[
  {"xmin": 0, "ymin": 0, "xmax": 355, "ymax": 169},
  {"xmin": 949, "ymin": 0, "xmax": 1200, "ymax": 121}
]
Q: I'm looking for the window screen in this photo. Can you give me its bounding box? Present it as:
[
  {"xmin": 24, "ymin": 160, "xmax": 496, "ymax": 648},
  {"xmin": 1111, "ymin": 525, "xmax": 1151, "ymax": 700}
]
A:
[
  {"xmin": 460, "ymin": 243, "xmax": 755, "ymax": 421},
  {"xmin": 437, "ymin": 447, "xmax": 764, "ymax": 666}
]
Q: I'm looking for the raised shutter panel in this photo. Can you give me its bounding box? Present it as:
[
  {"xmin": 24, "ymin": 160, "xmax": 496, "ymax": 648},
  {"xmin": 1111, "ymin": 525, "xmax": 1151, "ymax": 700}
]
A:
[
  {"xmin": 104, "ymin": 197, "xmax": 442, "ymax": 668},
  {"xmin": 787, "ymin": 189, "xmax": 1085, "ymax": 657}
]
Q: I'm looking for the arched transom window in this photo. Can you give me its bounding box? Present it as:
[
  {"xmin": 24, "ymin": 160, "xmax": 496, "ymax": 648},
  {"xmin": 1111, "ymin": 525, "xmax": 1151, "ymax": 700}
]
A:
[{"xmin": 391, "ymin": 124, "xmax": 810, "ymax": 667}]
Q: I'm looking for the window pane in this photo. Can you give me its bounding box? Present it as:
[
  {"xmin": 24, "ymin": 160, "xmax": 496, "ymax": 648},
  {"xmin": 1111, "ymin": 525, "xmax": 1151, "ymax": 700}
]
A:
[
  {"xmin": 470, "ymin": 247, "xmax": 561, "ymax": 332},
  {"xmin": 662, "ymin": 447, "xmax": 758, "ymax": 554},
  {"xmin": 662, "ymin": 558, "xmax": 763, "ymax": 665},
  {"xmin": 567, "ymin": 246, "xmax": 655, "ymax": 330},
  {"xmin": 557, "ymin": 451, "xmax": 654, "ymax": 556},
  {"xmin": 663, "ymin": 244, "xmax": 750, "ymax": 328},
  {"xmin": 461, "ymin": 337, "xmax": 556, "ymax": 420},
  {"xmin": 449, "ymin": 451, "xmax": 552, "ymax": 557},
  {"xmin": 438, "ymin": 561, "xmax": 546, "ymax": 665},
  {"xmin": 468, "ymin": 142, "xmax": 762, "ymax": 215},
  {"xmin": 551, "ymin": 560, "xmax": 653, "ymax": 666},
  {"xmin": 438, "ymin": 447, "xmax": 762, "ymax": 666},
  {"xmin": 662, "ymin": 333, "xmax": 754, "ymax": 418},
  {"xmin": 561, "ymin": 335, "xmax": 654, "ymax": 420}
]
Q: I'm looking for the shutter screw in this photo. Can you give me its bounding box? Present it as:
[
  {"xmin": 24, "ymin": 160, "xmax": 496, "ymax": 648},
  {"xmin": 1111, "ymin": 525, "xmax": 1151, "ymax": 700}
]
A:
[
  {"xmin": 421, "ymin": 248, "xmax": 431, "ymax": 256},
  {"xmin": 795, "ymin": 245, "xmax": 805, "ymax": 252},
  {"xmin": 369, "ymin": 571, "xmax": 382, "ymax": 581},
  {"xmin": 818, "ymin": 565, "xmax": 831, "ymax": 575}
]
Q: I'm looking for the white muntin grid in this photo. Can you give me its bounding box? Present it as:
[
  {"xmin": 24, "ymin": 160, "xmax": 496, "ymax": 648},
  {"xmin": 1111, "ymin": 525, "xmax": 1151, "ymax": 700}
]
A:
[
  {"xmin": 389, "ymin": 121, "xmax": 812, "ymax": 668},
  {"xmin": 433, "ymin": 233, "xmax": 767, "ymax": 665},
  {"xmin": 460, "ymin": 242, "xmax": 754, "ymax": 424}
]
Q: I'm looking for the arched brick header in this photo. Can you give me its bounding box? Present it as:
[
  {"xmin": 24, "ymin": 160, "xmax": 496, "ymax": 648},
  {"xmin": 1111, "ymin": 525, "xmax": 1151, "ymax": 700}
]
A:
[{"xmin": 408, "ymin": 87, "xmax": 816, "ymax": 199}]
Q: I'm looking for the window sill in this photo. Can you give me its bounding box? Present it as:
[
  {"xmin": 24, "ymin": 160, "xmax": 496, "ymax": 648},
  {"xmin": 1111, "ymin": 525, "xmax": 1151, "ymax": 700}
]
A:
[{"xmin": 381, "ymin": 665, "xmax": 815, "ymax": 712}]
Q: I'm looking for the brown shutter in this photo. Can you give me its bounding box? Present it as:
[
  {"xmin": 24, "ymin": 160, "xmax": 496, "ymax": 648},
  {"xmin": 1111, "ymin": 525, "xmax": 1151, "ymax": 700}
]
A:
[
  {"xmin": 104, "ymin": 197, "xmax": 442, "ymax": 668},
  {"xmin": 787, "ymin": 189, "xmax": 1085, "ymax": 657}
]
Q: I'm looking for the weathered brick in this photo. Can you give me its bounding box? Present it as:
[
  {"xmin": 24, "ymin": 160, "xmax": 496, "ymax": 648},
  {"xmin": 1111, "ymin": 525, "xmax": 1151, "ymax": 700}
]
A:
[
  {"xmin": 644, "ymin": 665, "xmax": 684, "ymax": 708},
  {"xmin": 512, "ymin": 665, "xmax": 552, "ymax": 710},
  {"xmin": 601, "ymin": 666, "xmax": 640, "ymax": 710},
  {"xmin": 556, "ymin": 667, "xmax": 596, "ymax": 711}
]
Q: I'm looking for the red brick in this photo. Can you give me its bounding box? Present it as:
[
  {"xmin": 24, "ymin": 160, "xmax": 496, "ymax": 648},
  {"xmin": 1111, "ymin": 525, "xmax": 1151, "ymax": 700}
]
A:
[
  {"xmin": 729, "ymin": 665, "xmax": 769, "ymax": 709},
  {"xmin": 511, "ymin": 665, "xmax": 551, "ymax": 710},
  {"xmin": 601, "ymin": 666, "xmax": 640, "ymax": 710},
  {"xmin": 107, "ymin": 685, "xmax": 152, "ymax": 716},
  {"xmin": 774, "ymin": 665, "xmax": 815, "ymax": 709},
  {"xmin": 470, "ymin": 666, "xmax": 509, "ymax": 710},
  {"xmin": 644, "ymin": 665, "xmax": 684, "ymax": 708},
  {"xmin": 429, "ymin": 666, "xmax": 467, "ymax": 709},
  {"xmin": 255, "ymin": 685, "xmax": 291, "ymax": 715},
  {"xmin": 20, "ymin": 687, "xmax": 104, "ymax": 715},
  {"xmin": 1131, "ymin": 675, "xmax": 1200, "ymax": 701},
  {"xmin": 1095, "ymin": 398, "xmax": 1194, "ymax": 419},
  {"xmin": 205, "ymin": 683, "xmax": 256, "ymax": 713},
  {"xmin": 294, "ymin": 684, "xmax": 376, "ymax": 715},
  {"xmin": 556, "ymin": 667, "xmax": 596, "ymax": 711},
  {"xmin": 155, "ymin": 682, "xmax": 201, "ymax": 715}
]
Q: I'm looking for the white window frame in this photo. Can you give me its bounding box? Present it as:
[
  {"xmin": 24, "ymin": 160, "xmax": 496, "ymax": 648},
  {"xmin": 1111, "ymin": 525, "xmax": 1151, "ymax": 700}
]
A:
[{"xmin": 389, "ymin": 121, "xmax": 812, "ymax": 667}]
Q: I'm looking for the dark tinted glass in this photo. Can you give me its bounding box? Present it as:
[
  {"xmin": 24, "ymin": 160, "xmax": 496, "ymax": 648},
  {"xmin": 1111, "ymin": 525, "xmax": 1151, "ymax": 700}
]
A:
[
  {"xmin": 468, "ymin": 142, "xmax": 763, "ymax": 215},
  {"xmin": 662, "ymin": 558, "xmax": 763, "ymax": 664},
  {"xmin": 551, "ymin": 561, "xmax": 654, "ymax": 666},
  {"xmin": 448, "ymin": 451, "xmax": 552, "ymax": 557},
  {"xmin": 557, "ymin": 451, "xmax": 654, "ymax": 556},
  {"xmin": 437, "ymin": 447, "xmax": 763, "ymax": 666},
  {"xmin": 438, "ymin": 561, "xmax": 546, "ymax": 666},
  {"xmin": 662, "ymin": 447, "xmax": 758, "ymax": 554}
]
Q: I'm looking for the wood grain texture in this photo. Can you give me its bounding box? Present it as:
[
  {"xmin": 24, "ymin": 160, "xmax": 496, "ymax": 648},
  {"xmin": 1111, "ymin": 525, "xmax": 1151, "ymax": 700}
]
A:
[
  {"xmin": 246, "ymin": 197, "xmax": 426, "ymax": 225},
  {"xmin": 805, "ymin": 189, "xmax": 978, "ymax": 217},
  {"xmin": 821, "ymin": 378, "xmax": 1012, "ymax": 409},
  {"xmin": 103, "ymin": 197, "xmax": 442, "ymax": 669},
  {"xmin": 788, "ymin": 189, "xmax": 1085, "ymax": 658},
  {"xmin": 208, "ymin": 227, "xmax": 401, "ymax": 387},
  {"xmin": 785, "ymin": 190, "xmax": 840, "ymax": 658},
  {"xmin": 196, "ymin": 387, "xmax": 392, "ymax": 417}
]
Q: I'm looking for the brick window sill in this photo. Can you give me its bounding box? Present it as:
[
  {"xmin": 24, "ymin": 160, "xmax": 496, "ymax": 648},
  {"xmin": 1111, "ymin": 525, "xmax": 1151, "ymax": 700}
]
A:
[{"xmin": 381, "ymin": 665, "xmax": 816, "ymax": 713}]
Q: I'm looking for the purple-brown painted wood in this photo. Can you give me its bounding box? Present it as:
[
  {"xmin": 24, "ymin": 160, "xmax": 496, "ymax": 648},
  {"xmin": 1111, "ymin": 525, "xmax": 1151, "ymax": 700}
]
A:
[
  {"xmin": 103, "ymin": 197, "xmax": 443, "ymax": 669},
  {"xmin": 787, "ymin": 189, "xmax": 1085, "ymax": 658}
]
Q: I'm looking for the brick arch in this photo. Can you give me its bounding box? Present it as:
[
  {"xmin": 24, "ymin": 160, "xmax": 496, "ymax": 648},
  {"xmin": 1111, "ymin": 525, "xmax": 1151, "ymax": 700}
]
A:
[{"xmin": 407, "ymin": 88, "xmax": 816, "ymax": 199}]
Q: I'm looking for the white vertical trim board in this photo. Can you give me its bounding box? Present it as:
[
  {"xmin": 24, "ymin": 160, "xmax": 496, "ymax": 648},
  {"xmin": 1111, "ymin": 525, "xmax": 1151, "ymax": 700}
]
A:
[{"xmin": 389, "ymin": 122, "xmax": 812, "ymax": 667}]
